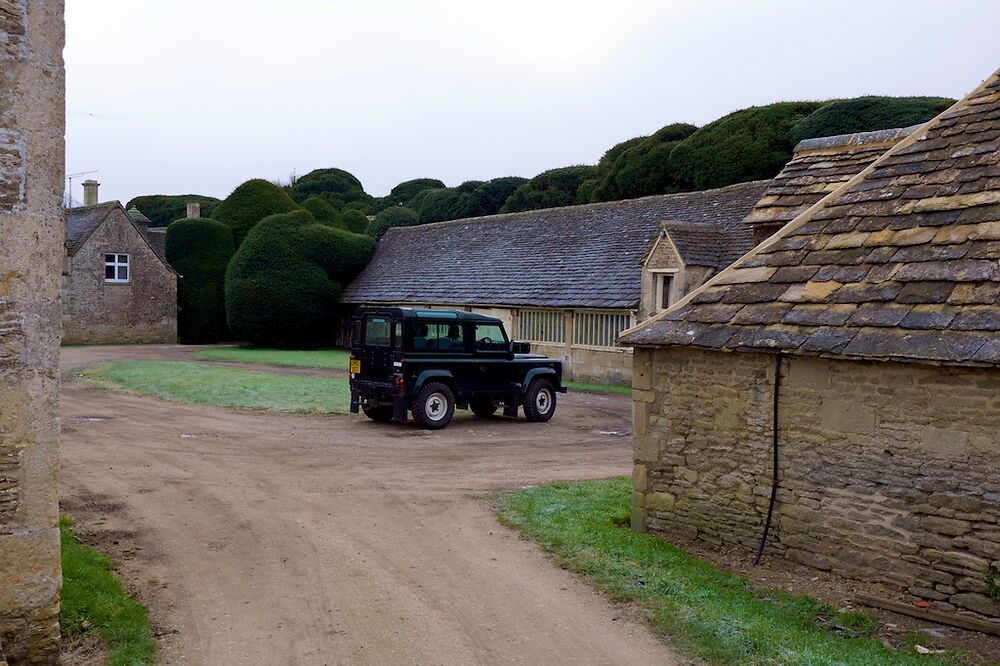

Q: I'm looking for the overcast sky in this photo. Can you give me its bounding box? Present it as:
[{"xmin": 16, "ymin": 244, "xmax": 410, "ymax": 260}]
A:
[{"xmin": 65, "ymin": 1, "xmax": 1000, "ymax": 205}]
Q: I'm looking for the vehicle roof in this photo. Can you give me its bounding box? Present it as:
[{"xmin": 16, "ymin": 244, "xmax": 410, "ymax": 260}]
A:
[{"xmin": 354, "ymin": 306, "xmax": 503, "ymax": 324}]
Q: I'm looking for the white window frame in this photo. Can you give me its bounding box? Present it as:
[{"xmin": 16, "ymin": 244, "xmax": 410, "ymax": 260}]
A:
[{"xmin": 104, "ymin": 253, "xmax": 130, "ymax": 283}]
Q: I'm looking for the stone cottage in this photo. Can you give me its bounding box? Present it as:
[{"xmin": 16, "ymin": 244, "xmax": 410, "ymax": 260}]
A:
[
  {"xmin": 0, "ymin": 0, "xmax": 64, "ymax": 662},
  {"xmin": 63, "ymin": 182, "xmax": 178, "ymax": 344},
  {"xmin": 343, "ymin": 181, "xmax": 767, "ymax": 382},
  {"xmin": 621, "ymin": 68, "xmax": 1000, "ymax": 618}
]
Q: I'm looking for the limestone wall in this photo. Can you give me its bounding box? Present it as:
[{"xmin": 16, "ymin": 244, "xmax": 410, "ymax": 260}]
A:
[
  {"xmin": 0, "ymin": 0, "xmax": 65, "ymax": 662},
  {"xmin": 632, "ymin": 347, "xmax": 1000, "ymax": 618},
  {"xmin": 63, "ymin": 206, "xmax": 177, "ymax": 344}
]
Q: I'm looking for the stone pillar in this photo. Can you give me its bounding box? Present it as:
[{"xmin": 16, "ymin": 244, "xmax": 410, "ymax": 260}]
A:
[
  {"xmin": 186, "ymin": 201, "xmax": 201, "ymax": 218},
  {"xmin": 81, "ymin": 179, "xmax": 99, "ymax": 206},
  {"xmin": 0, "ymin": 0, "xmax": 65, "ymax": 663}
]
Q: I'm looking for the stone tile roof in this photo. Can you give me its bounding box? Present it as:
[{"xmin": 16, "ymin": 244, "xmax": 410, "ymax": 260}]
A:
[
  {"xmin": 663, "ymin": 216, "xmax": 755, "ymax": 269},
  {"xmin": 66, "ymin": 202, "xmax": 117, "ymax": 255},
  {"xmin": 621, "ymin": 68, "xmax": 1000, "ymax": 367},
  {"xmin": 342, "ymin": 181, "xmax": 768, "ymax": 309},
  {"xmin": 144, "ymin": 227, "xmax": 167, "ymax": 262},
  {"xmin": 66, "ymin": 201, "xmax": 177, "ymax": 274},
  {"xmin": 743, "ymin": 126, "xmax": 918, "ymax": 242}
]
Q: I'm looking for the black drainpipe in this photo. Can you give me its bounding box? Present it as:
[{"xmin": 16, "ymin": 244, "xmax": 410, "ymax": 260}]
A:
[{"xmin": 753, "ymin": 353, "xmax": 783, "ymax": 566}]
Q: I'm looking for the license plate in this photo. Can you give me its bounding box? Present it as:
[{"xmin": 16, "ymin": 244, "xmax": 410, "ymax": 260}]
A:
[{"xmin": 350, "ymin": 359, "xmax": 361, "ymax": 374}]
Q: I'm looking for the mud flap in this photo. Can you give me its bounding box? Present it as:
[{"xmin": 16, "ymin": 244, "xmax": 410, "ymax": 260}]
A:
[
  {"xmin": 503, "ymin": 402, "xmax": 518, "ymax": 418},
  {"xmin": 393, "ymin": 396, "xmax": 408, "ymax": 422}
]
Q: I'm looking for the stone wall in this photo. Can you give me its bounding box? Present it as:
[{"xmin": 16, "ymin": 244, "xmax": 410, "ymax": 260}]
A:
[
  {"xmin": 63, "ymin": 206, "xmax": 177, "ymax": 344},
  {"xmin": 632, "ymin": 346, "xmax": 1000, "ymax": 618},
  {"xmin": 0, "ymin": 0, "xmax": 64, "ymax": 662}
]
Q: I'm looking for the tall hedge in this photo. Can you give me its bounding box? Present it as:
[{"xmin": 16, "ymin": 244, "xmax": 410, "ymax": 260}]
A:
[
  {"xmin": 340, "ymin": 209, "xmax": 369, "ymax": 234},
  {"xmin": 666, "ymin": 102, "xmax": 824, "ymax": 191},
  {"xmin": 388, "ymin": 178, "xmax": 446, "ymax": 205},
  {"xmin": 211, "ymin": 179, "xmax": 301, "ymax": 247},
  {"xmin": 225, "ymin": 210, "xmax": 374, "ymax": 347},
  {"xmin": 789, "ymin": 96, "xmax": 955, "ymax": 145},
  {"xmin": 289, "ymin": 167, "xmax": 369, "ymax": 209},
  {"xmin": 368, "ymin": 206, "xmax": 418, "ymax": 240},
  {"xmin": 124, "ymin": 194, "xmax": 220, "ymax": 227},
  {"xmin": 165, "ymin": 218, "xmax": 235, "ymax": 344},
  {"xmin": 588, "ymin": 123, "xmax": 698, "ymax": 201},
  {"xmin": 500, "ymin": 165, "xmax": 595, "ymax": 213}
]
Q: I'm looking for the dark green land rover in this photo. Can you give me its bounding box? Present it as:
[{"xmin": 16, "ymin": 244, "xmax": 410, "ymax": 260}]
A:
[{"xmin": 349, "ymin": 307, "xmax": 566, "ymax": 429}]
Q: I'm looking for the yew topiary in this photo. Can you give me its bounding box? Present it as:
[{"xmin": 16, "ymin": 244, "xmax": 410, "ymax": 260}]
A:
[
  {"xmin": 165, "ymin": 218, "xmax": 235, "ymax": 343},
  {"xmin": 210, "ymin": 179, "xmax": 301, "ymax": 247}
]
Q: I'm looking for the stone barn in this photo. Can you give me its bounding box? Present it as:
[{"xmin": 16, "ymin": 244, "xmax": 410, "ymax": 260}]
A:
[
  {"xmin": 621, "ymin": 68, "xmax": 1000, "ymax": 618},
  {"xmin": 0, "ymin": 0, "xmax": 64, "ymax": 661},
  {"xmin": 342, "ymin": 181, "xmax": 767, "ymax": 383},
  {"xmin": 63, "ymin": 182, "xmax": 178, "ymax": 344}
]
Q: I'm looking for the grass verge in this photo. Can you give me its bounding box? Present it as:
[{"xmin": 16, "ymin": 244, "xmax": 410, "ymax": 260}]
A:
[
  {"xmin": 496, "ymin": 478, "xmax": 963, "ymax": 666},
  {"xmin": 564, "ymin": 380, "xmax": 632, "ymax": 396},
  {"xmin": 191, "ymin": 346, "xmax": 350, "ymax": 370},
  {"xmin": 60, "ymin": 515, "xmax": 156, "ymax": 666},
  {"xmin": 76, "ymin": 360, "xmax": 350, "ymax": 413}
]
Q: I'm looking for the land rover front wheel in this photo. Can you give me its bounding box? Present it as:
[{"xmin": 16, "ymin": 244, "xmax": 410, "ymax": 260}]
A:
[
  {"xmin": 412, "ymin": 382, "xmax": 455, "ymax": 430},
  {"xmin": 523, "ymin": 378, "xmax": 556, "ymax": 422}
]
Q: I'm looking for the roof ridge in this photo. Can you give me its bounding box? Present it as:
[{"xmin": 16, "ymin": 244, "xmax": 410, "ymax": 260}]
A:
[
  {"xmin": 793, "ymin": 124, "xmax": 920, "ymax": 153},
  {"xmin": 383, "ymin": 180, "xmax": 772, "ymax": 237},
  {"xmin": 620, "ymin": 67, "xmax": 1000, "ymax": 342}
]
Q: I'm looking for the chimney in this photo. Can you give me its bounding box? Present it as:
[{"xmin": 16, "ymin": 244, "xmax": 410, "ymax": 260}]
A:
[
  {"xmin": 82, "ymin": 179, "xmax": 100, "ymax": 206},
  {"xmin": 186, "ymin": 201, "xmax": 201, "ymax": 219}
]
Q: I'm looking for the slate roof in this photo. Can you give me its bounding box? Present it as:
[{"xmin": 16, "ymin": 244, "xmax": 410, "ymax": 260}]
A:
[
  {"xmin": 662, "ymin": 216, "xmax": 755, "ymax": 269},
  {"xmin": 144, "ymin": 227, "xmax": 167, "ymax": 261},
  {"xmin": 742, "ymin": 126, "xmax": 918, "ymax": 242},
  {"xmin": 342, "ymin": 181, "xmax": 769, "ymax": 309},
  {"xmin": 621, "ymin": 68, "xmax": 1000, "ymax": 367}
]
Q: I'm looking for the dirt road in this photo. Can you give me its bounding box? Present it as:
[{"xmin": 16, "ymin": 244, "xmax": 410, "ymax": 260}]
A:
[{"xmin": 59, "ymin": 346, "xmax": 677, "ymax": 666}]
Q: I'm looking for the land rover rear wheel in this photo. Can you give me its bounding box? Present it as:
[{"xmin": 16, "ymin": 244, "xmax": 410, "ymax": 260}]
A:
[
  {"xmin": 411, "ymin": 382, "xmax": 455, "ymax": 430},
  {"xmin": 523, "ymin": 378, "xmax": 556, "ymax": 422}
]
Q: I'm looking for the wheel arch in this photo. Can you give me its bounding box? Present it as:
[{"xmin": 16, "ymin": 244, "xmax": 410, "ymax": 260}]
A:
[
  {"xmin": 413, "ymin": 369, "xmax": 456, "ymax": 395},
  {"xmin": 522, "ymin": 368, "xmax": 559, "ymax": 395}
]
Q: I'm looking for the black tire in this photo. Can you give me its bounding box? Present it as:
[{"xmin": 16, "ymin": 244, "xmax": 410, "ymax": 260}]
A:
[
  {"xmin": 362, "ymin": 405, "xmax": 393, "ymax": 422},
  {"xmin": 523, "ymin": 378, "xmax": 557, "ymax": 422},
  {"xmin": 411, "ymin": 382, "xmax": 455, "ymax": 430},
  {"xmin": 470, "ymin": 400, "xmax": 499, "ymax": 418}
]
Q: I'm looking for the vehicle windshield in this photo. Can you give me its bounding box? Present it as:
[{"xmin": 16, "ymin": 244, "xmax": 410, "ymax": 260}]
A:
[{"xmin": 474, "ymin": 324, "xmax": 507, "ymax": 352}]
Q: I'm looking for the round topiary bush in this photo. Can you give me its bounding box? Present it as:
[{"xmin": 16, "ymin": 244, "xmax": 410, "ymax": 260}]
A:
[
  {"xmin": 589, "ymin": 123, "xmax": 698, "ymax": 201},
  {"xmin": 300, "ymin": 196, "xmax": 344, "ymax": 228},
  {"xmin": 367, "ymin": 206, "xmax": 418, "ymax": 240},
  {"xmin": 500, "ymin": 165, "xmax": 596, "ymax": 213},
  {"xmin": 210, "ymin": 179, "xmax": 301, "ymax": 247},
  {"xmin": 289, "ymin": 167, "xmax": 368, "ymax": 207},
  {"xmin": 340, "ymin": 209, "xmax": 369, "ymax": 234},
  {"xmin": 225, "ymin": 210, "xmax": 374, "ymax": 347},
  {"xmin": 165, "ymin": 218, "xmax": 235, "ymax": 344},
  {"xmin": 388, "ymin": 178, "xmax": 446, "ymax": 205}
]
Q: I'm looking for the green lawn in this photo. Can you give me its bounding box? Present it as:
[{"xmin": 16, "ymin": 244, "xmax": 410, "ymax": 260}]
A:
[
  {"xmin": 564, "ymin": 380, "xmax": 632, "ymax": 396},
  {"xmin": 191, "ymin": 346, "xmax": 351, "ymax": 370},
  {"xmin": 77, "ymin": 361, "xmax": 350, "ymax": 414},
  {"xmin": 497, "ymin": 478, "xmax": 965, "ymax": 666},
  {"xmin": 60, "ymin": 515, "xmax": 156, "ymax": 666}
]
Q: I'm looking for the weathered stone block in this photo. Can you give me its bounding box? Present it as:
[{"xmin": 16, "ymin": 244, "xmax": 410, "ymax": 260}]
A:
[{"xmin": 949, "ymin": 593, "xmax": 1000, "ymax": 617}]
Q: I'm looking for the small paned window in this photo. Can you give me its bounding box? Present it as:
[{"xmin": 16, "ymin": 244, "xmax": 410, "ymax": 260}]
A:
[
  {"xmin": 365, "ymin": 317, "xmax": 391, "ymax": 347},
  {"xmin": 474, "ymin": 324, "xmax": 507, "ymax": 352},
  {"xmin": 410, "ymin": 323, "xmax": 465, "ymax": 352},
  {"xmin": 659, "ymin": 274, "xmax": 674, "ymax": 310},
  {"xmin": 104, "ymin": 253, "xmax": 129, "ymax": 283}
]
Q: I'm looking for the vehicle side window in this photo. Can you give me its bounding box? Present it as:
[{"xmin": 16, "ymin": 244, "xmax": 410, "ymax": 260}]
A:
[
  {"xmin": 410, "ymin": 323, "xmax": 465, "ymax": 351},
  {"xmin": 475, "ymin": 324, "xmax": 507, "ymax": 352},
  {"xmin": 365, "ymin": 317, "xmax": 391, "ymax": 347},
  {"xmin": 351, "ymin": 319, "xmax": 363, "ymax": 347},
  {"xmin": 394, "ymin": 322, "xmax": 403, "ymax": 349}
]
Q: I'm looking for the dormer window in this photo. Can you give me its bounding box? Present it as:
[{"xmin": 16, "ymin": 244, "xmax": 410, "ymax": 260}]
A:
[{"xmin": 104, "ymin": 253, "xmax": 129, "ymax": 283}]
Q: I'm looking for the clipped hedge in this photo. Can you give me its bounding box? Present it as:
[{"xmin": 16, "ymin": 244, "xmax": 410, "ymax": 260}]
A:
[
  {"xmin": 165, "ymin": 218, "xmax": 235, "ymax": 344},
  {"xmin": 667, "ymin": 102, "xmax": 824, "ymax": 191},
  {"xmin": 300, "ymin": 196, "xmax": 345, "ymax": 228},
  {"xmin": 588, "ymin": 123, "xmax": 698, "ymax": 201},
  {"xmin": 500, "ymin": 165, "xmax": 595, "ymax": 213},
  {"xmin": 289, "ymin": 167, "xmax": 369, "ymax": 208},
  {"xmin": 789, "ymin": 96, "xmax": 955, "ymax": 145},
  {"xmin": 368, "ymin": 206, "xmax": 418, "ymax": 240},
  {"xmin": 225, "ymin": 210, "xmax": 374, "ymax": 347},
  {"xmin": 340, "ymin": 209, "xmax": 369, "ymax": 234},
  {"xmin": 388, "ymin": 178, "xmax": 446, "ymax": 205},
  {"xmin": 210, "ymin": 179, "xmax": 301, "ymax": 247}
]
